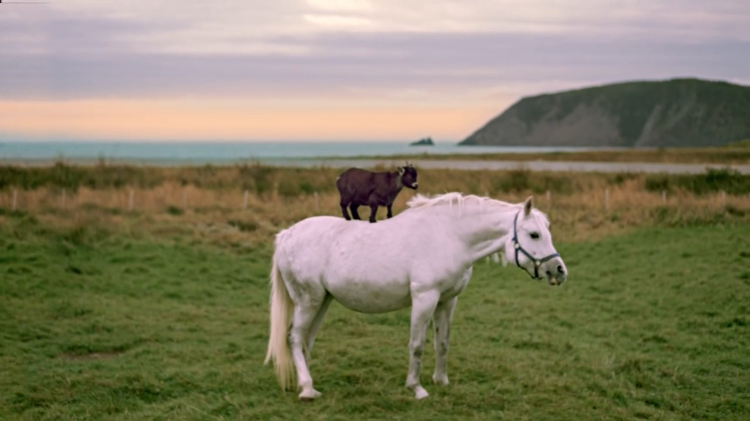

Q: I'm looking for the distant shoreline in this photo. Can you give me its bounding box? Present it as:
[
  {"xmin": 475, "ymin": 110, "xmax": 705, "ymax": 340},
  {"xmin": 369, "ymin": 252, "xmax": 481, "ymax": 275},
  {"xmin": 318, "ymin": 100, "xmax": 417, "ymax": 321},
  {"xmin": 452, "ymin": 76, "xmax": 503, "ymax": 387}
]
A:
[
  {"xmin": 1, "ymin": 143, "xmax": 747, "ymax": 166},
  {"xmin": 1, "ymin": 140, "xmax": 748, "ymax": 175},
  {"xmin": 1, "ymin": 156, "xmax": 747, "ymax": 175}
]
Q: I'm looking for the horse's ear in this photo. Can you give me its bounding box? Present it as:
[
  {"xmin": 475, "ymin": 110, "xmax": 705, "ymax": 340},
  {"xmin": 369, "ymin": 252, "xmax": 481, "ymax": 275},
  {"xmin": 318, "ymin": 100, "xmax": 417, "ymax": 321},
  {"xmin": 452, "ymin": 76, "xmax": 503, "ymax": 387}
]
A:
[{"xmin": 523, "ymin": 196, "xmax": 533, "ymax": 216}]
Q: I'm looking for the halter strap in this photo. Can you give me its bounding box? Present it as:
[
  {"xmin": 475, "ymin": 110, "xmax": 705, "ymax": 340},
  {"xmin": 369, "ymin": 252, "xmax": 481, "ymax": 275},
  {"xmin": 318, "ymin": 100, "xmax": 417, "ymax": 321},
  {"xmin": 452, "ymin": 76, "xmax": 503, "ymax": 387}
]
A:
[{"xmin": 511, "ymin": 212, "xmax": 560, "ymax": 279}]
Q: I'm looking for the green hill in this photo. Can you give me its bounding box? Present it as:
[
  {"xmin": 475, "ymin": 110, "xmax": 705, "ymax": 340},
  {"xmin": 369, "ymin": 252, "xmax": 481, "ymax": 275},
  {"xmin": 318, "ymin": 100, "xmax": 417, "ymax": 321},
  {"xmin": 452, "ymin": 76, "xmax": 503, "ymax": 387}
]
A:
[{"xmin": 459, "ymin": 78, "xmax": 750, "ymax": 148}]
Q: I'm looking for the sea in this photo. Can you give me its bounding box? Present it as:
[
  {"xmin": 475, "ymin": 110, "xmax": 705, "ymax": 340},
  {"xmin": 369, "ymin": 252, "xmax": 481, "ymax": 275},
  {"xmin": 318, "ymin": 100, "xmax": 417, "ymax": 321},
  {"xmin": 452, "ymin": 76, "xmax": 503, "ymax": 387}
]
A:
[{"xmin": 0, "ymin": 141, "xmax": 623, "ymax": 164}]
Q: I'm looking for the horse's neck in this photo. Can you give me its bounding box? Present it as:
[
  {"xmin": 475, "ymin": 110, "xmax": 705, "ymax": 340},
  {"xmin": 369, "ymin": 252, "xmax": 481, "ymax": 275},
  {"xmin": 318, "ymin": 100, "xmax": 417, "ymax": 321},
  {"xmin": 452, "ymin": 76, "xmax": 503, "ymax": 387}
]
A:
[{"xmin": 444, "ymin": 204, "xmax": 519, "ymax": 264}]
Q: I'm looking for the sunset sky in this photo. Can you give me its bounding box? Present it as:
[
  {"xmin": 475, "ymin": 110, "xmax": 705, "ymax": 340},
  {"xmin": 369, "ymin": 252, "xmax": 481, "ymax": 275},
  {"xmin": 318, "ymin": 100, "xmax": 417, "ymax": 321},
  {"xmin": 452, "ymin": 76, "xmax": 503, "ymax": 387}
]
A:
[{"xmin": 1, "ymin": 0, "xmax": 748, "ymax": 142}]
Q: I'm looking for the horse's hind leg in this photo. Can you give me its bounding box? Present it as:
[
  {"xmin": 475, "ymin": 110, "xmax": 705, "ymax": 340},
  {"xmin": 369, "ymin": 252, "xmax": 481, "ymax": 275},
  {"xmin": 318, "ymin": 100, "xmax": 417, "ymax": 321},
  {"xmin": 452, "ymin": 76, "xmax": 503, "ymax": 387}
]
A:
[
  {"xmin": 405, "ymin": 290, "xmax": 440, "ymax": 399},
  {"xmin": 305, "ymin": 293, "xmax": 333, "ymax": 360},
  {"xmin": 432, "ymin": 296, "xmax": 458, "ymax": 386},
  {"xmin": 289, "ymin": 294, "xmax": 327, "ymax": 400}
]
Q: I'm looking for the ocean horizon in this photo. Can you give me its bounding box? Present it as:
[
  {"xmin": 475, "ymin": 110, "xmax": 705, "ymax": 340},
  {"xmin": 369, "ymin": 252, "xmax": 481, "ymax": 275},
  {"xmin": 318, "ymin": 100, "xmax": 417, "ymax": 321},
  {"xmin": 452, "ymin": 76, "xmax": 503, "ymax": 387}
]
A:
[{"xmin": 0, "ymin": 141, "xmax": 633, "ymax": 164}]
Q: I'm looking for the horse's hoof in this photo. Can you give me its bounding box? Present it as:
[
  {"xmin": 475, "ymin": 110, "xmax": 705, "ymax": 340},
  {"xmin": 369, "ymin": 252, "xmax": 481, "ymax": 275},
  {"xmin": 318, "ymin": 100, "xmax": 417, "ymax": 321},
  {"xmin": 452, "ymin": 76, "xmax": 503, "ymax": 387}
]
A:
[
  {"xmin": 432, "ymin": 374, "xmax": 449, "ymax": 385},
  {"xmin": 299, "ymin": 389, "xmax": 321, "ymax": 401},
  {"xmin": 414, "ymin": 386, "xmax": 430, "ymax": 400}
]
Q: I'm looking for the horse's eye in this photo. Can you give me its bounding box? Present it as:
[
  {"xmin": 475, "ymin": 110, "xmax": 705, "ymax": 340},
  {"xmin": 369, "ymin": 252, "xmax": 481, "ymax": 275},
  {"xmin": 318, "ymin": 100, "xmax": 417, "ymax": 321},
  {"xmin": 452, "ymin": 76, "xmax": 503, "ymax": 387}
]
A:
[{"xmin": 530, "ymin": 232, "xmax": 540, "ymax": 240}]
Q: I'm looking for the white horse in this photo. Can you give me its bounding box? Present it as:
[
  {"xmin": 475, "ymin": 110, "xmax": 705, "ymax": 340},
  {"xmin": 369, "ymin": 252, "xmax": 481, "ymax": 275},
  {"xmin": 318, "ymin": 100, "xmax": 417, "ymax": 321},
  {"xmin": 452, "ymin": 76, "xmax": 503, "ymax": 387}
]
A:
[{"xmin": 263, "ymin": 192, "xmax": 567, "ymax": 400}]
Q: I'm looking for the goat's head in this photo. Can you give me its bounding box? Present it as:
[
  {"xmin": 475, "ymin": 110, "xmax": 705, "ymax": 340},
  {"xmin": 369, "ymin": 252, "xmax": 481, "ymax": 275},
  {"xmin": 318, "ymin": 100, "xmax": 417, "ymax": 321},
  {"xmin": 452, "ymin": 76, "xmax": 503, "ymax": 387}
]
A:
[{"xmin": 397, "ymin": 161, "xmax": 418, "ymax": 190}]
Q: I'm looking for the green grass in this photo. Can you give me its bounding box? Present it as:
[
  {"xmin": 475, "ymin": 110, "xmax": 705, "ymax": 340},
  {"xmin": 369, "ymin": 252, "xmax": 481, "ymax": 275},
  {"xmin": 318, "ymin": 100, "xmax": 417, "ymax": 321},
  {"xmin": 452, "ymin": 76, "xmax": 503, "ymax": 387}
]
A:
[
  {"xmin": 645, "ymin": 168, "xmax": 750, "ymax": 195},
  {"xmin": 725, "ymin": 139, "xmax": 750, "ymax": 148},
  {"xmin": 1, "ymin": 222, "xmax": 748, "ymax": 420}
]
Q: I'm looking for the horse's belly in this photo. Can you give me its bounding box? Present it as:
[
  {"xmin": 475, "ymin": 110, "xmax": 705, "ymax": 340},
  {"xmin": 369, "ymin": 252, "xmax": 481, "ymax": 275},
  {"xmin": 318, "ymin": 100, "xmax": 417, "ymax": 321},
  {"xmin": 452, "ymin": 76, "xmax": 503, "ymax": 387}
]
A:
[
  {"xmin": 326, "ymin": 279, "xmax": 411, "ymax": 314},
  {"xmin": 439, "ymin": 267, "xmax": 473, "ymax": 302}
]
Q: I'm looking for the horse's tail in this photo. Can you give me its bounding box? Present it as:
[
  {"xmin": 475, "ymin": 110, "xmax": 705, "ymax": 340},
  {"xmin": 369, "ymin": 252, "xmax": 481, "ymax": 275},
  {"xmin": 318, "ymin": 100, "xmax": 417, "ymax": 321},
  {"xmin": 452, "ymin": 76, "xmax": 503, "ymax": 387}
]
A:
[{"xmin": 264, "ymin": 248, "xmax": 295, "ymax": 391}]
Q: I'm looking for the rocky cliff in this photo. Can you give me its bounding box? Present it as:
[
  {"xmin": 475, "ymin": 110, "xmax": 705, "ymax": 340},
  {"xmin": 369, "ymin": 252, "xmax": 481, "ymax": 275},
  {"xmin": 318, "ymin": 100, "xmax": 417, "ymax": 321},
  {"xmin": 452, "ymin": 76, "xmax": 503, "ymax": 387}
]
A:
[{"xmin": 459, "ymin": 78, "xmax": 750, "ymax": 148}]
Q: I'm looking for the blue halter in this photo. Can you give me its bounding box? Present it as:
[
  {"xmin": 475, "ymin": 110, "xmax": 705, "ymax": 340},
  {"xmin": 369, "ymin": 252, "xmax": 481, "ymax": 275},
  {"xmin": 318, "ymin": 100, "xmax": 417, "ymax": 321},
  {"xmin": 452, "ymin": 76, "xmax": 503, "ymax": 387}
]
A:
[{"xmin": 511, "ymin": 211, "xmax": 560, "ymax": 280}]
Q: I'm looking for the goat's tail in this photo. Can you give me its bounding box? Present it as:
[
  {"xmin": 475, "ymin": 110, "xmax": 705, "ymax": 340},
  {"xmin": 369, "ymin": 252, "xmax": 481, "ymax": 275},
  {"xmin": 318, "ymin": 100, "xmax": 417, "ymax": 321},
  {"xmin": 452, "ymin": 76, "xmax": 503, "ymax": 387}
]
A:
[{"xmin": 264, "ymin": 251, "xmax": 295, "ymax": 391}]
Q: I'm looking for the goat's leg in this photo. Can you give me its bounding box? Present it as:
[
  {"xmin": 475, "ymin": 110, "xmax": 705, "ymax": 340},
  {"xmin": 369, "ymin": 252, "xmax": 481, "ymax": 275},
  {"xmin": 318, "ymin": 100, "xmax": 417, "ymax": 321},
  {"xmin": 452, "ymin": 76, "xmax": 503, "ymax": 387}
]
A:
[
  {"xmin": 386, "ymin": 203, "xmax": 394, "ymax": 218},
  {"xmin": 349, "ymin": 204, "xmax": 361, "ymax": 220},
  {"xmin": 368, "ymin": 205, "xmax": 378, "ymax": 223},
  {"xmin": 340, "ymin": 200, "xmax": 351, "ymax": 220}
]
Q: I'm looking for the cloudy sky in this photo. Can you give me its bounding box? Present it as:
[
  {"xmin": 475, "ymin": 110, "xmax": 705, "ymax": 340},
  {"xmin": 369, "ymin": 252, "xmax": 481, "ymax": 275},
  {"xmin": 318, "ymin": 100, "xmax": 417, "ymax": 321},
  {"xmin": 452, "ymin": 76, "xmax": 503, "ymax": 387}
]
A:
[{"xmin": 1, "ymin": 0, "xmax": 748, "ymax": 142}]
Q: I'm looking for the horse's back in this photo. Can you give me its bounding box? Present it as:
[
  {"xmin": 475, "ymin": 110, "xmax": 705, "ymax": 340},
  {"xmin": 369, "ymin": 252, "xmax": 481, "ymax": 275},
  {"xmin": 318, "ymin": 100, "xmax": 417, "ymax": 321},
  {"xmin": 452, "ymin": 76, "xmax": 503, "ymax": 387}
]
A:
[
  {"xmin": 275, "ymin": 215, "xmax": 345, "ymax": 251},
  {"xmin": 274, "ymin": 213, "xmax": 412, "ymax": 272},
  {"xmin": 271, "ymin": 211, "xmax": 471, "ymax": 313}
]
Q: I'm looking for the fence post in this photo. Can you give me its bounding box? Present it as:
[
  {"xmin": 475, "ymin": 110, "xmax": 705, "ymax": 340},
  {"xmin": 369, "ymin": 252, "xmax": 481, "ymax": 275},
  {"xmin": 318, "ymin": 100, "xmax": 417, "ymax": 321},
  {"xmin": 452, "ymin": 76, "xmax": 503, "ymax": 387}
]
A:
[
  {"xmin": 243, "ymin": 190, "xmax": 248, "ymax": 210},
  {"xmin": 12, "ymin": 189, "xmax": 17, "ymax": 211},
  {"xmin": 128, "ymin": 188, "xmax": 134, "ymax": 211},
  {"xmin": 182, "ymin": 190, "xmax": 188, "ymax": 209},
  {"xmin": 546, "ymin": 190, "xmax": 551, "ymax": 205},
  {"xmin": 604, "ymin": 188, "xmax": 609, "ymax": 210},
  {"xmin": 721, "ymin": 190, "xmax": 726, "ymax": 206},
  {"xmin": 314, "ymin": 192, "xmax": 319, "ymax": 212},
  {"xmin": 662, "ymin": 190, "xmax": 666, "ymax": 204}
]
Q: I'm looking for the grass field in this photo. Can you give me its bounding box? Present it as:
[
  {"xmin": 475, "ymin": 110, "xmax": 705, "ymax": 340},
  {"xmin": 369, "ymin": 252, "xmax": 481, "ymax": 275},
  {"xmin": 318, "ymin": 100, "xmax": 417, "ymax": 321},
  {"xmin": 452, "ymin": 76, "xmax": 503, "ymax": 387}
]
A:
[{"xmin": 1, "ymin": 209, "xmax": 748, "ymax": 420}]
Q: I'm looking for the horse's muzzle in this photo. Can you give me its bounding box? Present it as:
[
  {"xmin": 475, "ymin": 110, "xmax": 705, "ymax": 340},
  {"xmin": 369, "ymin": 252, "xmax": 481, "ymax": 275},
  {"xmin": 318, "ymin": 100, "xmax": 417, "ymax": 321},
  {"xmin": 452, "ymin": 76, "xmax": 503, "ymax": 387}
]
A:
[{"xmin": 545, "ymin": 261, "xmax": 567, "ymax": 286}]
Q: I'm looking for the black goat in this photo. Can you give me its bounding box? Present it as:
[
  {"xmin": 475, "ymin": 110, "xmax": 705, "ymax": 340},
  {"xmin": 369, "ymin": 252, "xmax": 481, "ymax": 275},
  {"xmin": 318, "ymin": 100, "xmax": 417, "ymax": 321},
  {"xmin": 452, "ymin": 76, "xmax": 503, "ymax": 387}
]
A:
[{"xmin": 335, "ymin": 163, "xmax": 418, "ymax": 223}]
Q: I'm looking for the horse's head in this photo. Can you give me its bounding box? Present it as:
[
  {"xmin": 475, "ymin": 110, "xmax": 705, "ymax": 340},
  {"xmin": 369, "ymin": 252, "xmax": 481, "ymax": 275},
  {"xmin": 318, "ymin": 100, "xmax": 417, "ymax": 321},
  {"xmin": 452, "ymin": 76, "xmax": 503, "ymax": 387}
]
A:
[
  {"xmin": 397, "ymin": 161, "xmax": 418, "ymax": 190},
  {"xmin": 503, "ymin": 196, "xmax": 567, "ymax": 286}
]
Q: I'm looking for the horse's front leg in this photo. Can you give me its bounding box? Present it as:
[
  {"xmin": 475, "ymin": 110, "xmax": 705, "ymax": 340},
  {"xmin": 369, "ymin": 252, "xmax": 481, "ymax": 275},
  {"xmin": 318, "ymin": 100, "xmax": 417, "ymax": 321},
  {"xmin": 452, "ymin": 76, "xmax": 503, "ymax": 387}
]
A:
[
  {"xmin": 432, "ymin": 296, "xmax": 458, "ymax": 385},
  {"xmin": 405, "ymin": 290, "xmax": 440, "ymax": 399}
]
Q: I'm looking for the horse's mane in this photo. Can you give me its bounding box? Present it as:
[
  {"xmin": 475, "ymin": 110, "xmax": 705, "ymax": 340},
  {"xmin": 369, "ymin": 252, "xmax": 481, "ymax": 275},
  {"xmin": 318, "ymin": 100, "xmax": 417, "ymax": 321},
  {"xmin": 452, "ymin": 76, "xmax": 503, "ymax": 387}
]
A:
[{"xmin": 405, "ymin": 192, "xmax": 550, "ymax": 226}]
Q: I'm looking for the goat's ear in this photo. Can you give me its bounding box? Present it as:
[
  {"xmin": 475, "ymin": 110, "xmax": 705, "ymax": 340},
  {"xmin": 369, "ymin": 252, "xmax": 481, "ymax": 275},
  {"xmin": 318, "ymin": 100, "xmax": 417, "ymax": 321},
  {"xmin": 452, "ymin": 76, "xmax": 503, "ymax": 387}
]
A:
[
  {"xmin": 523, "ymin": 196, "xmax": 533, "ymax": 217},
  {"xmin": 397, "ymin": 166, "xmax": 405, "ymax": 175}
]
